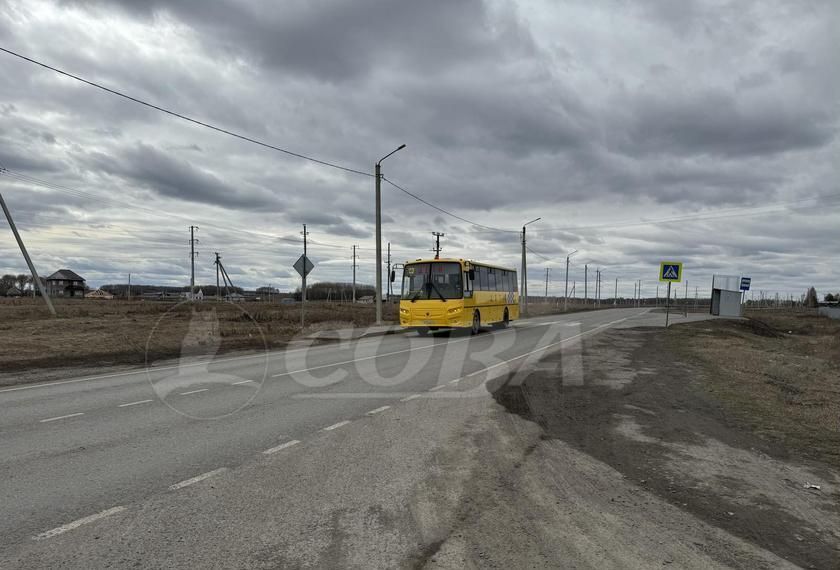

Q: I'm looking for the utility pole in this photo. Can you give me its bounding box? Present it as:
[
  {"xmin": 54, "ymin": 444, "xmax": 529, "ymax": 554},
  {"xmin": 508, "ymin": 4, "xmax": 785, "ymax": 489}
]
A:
[
  {"xmin": 189, "ymin": 225, "xmax": 199, "ymax": 298},
  {"xmin": 301, "ymin": 224, "xmax": 308, "ymax": 327},
  {"xmin": 584, "ymin": 264, "xmax": 588, "ymax": 305},
  {"xmin": 614, "ymin": 278, "xmax": 618, "ymax": 306},
  {"xmin": 128, "ymin": 273, "xmax": 131, "ymax": 301},
  {"xmin": 684, "ymin": 279, "xmax": 689, "ymax": 317},
  {"xmin": 544, "ymin": 267, "xmax": 550, "ymax": 302},
  {"xmin": 432, "ymin": 232, "xmax": 444, "ymax": 259},
  {"xmin": 386, "ymin": 242, "xmax": 391, "ymax": 299},
  {"xmin": 0, "ymin": 190, "xmax": 55, "ymax": 316},
  {"xmin": 352, "ymin": 245, "xmax": 358, "ymax": 303},
  {"xmin": 215, "ymin": 252, "xmax": 221, "ymax": 301},
  {"xmin": 596, "ymin": 269, "xmax": 601, "ymax": 306},
  {"xmin": 633, "ymin": 281, "xmax": 637, "ymax": 307}
]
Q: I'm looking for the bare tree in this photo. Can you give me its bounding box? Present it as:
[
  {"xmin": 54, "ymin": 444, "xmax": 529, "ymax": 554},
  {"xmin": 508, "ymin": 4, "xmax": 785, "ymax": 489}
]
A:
[
  {"xmin": 1, "ymin": 274, "xmax": 17, "ymax": 294},
  {"xmin": 16, "ymin": 273, "xmax": 28, "ymax": 293},
  {"xmin": 805, "ymin": 287, "xmax": 819, "ymax": 308}
]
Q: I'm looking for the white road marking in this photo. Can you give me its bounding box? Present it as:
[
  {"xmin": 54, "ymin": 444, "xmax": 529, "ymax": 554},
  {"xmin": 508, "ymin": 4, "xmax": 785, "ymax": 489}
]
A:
[
  {"xmin": 168, "ymin": 468, "xmax": 227, "ymax": 491},
  {"xmin": 322, "ymin": 420, "xmax": 351, "ymax": 431},
  {"xmin": 2, "ymin": 310, "xmax": 652, "ymax": 398},
  {"xmin": 269, "ymin": 312, "xmax": 650, "ymax": 381},
  {"xmin": 400, "ymin": 394, "xmax": 422, "ymax": 402},
  {"xmin": 39, "ymin": 412, "xmax": 84, "ymax": 423},
  {"xmin": 34, "ymin": 506, "xmax": 126, "ymax": 540},
  {"xmin": 117, "ymin": 399, "xmax": 153, "ymax": 408},
  {"xmin": 448, "ymin": 378, "xmax": 460, "ymax": 384},
  {"xmin": 179, "ymin": 388, "xmax": 208, "ymax": 395},
  {"xmin": 428, "ymin": 385, "xmax": 446, "ymax": 392},
  {"xmin": 270, "ymin": 319, "xmax": 544, "ymax": 379},
  {"xmin": 232, "ymin": 380, "xmax": 254, "ymax": 385},
  {"xmin": 366, "ymin": 405, "xmax": 391, "ymax": 415},
  {"xmin": 451, "ymin": 315, "xmax": 631, "ymax": 385},
  {"xmin": 263, "ymin": 440, "xmax": 301, "ymax": 455}
]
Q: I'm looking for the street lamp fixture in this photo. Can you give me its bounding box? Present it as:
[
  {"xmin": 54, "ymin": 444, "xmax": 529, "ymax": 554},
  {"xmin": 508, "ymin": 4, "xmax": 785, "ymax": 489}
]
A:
[{"xmin": 375, "ymin": 144, "xmax": 406, "ymax": 325}]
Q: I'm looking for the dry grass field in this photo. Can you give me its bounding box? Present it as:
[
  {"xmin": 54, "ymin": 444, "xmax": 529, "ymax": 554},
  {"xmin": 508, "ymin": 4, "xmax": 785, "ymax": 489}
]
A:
[
  {"xmin": 0, "ymin": 298, "xmax": 399, "ymax": 376},
  {"xmin": 669, "ymin": 309, "xmax": 840, "ymax": 468}
]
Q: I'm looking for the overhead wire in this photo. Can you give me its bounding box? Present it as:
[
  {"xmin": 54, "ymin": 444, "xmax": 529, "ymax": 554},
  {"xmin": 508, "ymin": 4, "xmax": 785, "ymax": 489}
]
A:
[
  {"xmin": 0, "ymin": 47, "xmax": 373, "ymax": 178},
  {"xmin": 381, "ymin": 177, "xmax": 518, "ymax": 233}
]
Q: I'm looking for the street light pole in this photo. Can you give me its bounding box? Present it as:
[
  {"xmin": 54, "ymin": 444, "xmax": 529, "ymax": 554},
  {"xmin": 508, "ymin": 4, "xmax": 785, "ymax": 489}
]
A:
[
  {"xmin": 375, "ymin": 144, "xmax": 406, "ymax": 325},
  {"xmin": 520, "ymin": 217, "xmax": 540, "ymax": 317}
]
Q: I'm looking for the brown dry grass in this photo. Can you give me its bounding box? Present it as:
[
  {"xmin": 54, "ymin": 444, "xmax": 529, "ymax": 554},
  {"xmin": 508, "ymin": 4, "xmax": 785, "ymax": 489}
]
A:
[
  {"xmin": 668, "ymin": 309, "xmax": 840, "ymax": 468},
  {"xmin": 0, "ymin": 298, "xmax": 397, "ymax": 377}
]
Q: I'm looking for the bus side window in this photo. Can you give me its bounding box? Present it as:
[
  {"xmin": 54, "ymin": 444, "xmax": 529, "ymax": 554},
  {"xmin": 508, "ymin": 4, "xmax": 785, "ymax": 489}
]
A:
[
  {"xmin": 512, "ymin": 272, "xmax": 518, "ymax": 292},
  {"xmin": 487, "ymin": 268, "xmax": 496, "ymax": 291},
  {"xmin": 478, "ymin": 266, "xmax": 488, "ymax": 291},
  {"xmin": 501, "ymin": 270, "xmax": 509, "ymax": 292},
  {"xmin": 498, "ymin": 270, "xmax": 506, "ymax": 292}
]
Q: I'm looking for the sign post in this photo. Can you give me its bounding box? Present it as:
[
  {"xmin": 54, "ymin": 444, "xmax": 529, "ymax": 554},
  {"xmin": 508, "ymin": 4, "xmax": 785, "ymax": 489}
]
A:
[
  {"xmin": 739, "ymin": 277, "xmax": 751, "ymax": 308},
  {"xmin": 293, "ymin": 253, "xmax": 315, "ymax": 327},
  {"xmin": 659, "ymin": 261, "xmax": 683, "ymax": 328}
]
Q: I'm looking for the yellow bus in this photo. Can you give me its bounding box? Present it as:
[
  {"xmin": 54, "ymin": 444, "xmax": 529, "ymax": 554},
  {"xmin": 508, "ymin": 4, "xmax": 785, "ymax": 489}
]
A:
[{"xmin": 395, "ymin": 258, "xmax": 519, "ymax": 335}]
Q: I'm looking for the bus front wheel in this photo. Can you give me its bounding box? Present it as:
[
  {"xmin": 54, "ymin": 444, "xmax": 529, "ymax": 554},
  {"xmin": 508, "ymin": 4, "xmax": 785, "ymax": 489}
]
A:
[{"xmin": 470, "ymin": 311, "xmax": 481, "ymax": 335}]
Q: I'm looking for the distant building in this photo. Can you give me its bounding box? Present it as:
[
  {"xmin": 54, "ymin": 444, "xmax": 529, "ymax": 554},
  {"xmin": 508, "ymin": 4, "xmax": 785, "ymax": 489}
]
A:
[
  {"xmin": 181, "ymin": 289, "xmax": 205, "ymax": 301},
  {"xmin": 86, "ymin": 289, "xmax": 114, "ymax": 300},
  {"xmin": 357, "ymin": 295, "xmax": 374, "ymax": 304},
  {"xmin": 3, "ymin": 286, "xmax": 22, "ymax": 297},
  {"xmin": 45, "ymin": 269, "xmax": 86, "ymax": 298},
  {"xmin": 225, "ymin": 292, "xmax": 245, "ymax": 302}
]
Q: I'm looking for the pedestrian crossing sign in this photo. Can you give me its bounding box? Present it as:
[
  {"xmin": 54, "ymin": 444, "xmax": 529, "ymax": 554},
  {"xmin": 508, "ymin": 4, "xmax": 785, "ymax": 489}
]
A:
[{"xmin": 659, "ymin": 261, "xmax": 682, "ymax": 283}]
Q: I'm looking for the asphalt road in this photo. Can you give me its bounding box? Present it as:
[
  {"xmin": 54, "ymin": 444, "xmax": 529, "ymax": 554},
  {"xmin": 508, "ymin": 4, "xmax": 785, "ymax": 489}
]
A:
[{"xmin": 0, "ymin": 307, "xmax": 677, "ymax": 564}]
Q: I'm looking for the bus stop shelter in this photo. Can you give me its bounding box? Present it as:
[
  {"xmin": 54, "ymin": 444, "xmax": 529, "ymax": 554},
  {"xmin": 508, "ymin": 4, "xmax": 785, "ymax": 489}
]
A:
[{"xmin": 710, "ymin": 275, "xmax": 742, "ymax": 317}]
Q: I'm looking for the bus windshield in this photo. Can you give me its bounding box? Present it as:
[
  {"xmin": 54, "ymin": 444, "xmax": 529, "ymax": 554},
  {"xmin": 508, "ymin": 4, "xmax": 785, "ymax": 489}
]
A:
[{"xmin": 401, "ymin": 262, "xmax": 463, "ymax": 300}]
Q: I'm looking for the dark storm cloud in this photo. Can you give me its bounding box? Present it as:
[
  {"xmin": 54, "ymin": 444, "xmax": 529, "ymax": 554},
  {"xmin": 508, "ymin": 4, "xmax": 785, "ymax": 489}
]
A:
[
  {"xmin": 622, "ymin": 90, "xmax": 836, "ymax": 158},
  {"xmin": 2, "ymin": 0, "xmax": 837, "ymax": 295},
  {"xmin": 79, "ymin": 142, "xmax": 280, "ymax": 210},
  {"xmin": 70, "ymin": 0, "xmax": 536, "ymax": 82}
]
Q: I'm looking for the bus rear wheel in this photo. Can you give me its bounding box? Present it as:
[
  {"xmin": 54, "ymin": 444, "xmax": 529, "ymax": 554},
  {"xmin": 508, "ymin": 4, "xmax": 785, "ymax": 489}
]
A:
[{"xmin": 470, "ymin": 311, "xmax": 481, "ymax": 335}]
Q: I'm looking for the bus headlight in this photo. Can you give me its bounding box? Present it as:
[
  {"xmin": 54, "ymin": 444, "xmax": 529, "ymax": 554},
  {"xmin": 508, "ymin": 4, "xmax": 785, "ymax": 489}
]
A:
[
  {"xmin": 400, "ymin": 307, "xmax": 409, "ymax": 315},
  {"xmin": 447, "ymin": 306, "xmax": 462, "ymax": 314}
]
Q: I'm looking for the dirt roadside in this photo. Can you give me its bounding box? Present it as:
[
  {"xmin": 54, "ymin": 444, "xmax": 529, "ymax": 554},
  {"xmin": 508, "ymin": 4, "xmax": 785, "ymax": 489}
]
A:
[{"xmin": 490, "ymin": 312, "xmax": 840, "ymax": 569}]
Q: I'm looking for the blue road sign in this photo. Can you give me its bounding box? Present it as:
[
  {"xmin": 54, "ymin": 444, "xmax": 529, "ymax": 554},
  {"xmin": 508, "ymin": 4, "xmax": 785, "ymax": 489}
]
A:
[
  {"xmin": 659, "ymin": 261, "xmax": 682, "ymax": 283},
  {"xmin": 740, "ymin": 277, "xmax": 751, "ymax": 291}
]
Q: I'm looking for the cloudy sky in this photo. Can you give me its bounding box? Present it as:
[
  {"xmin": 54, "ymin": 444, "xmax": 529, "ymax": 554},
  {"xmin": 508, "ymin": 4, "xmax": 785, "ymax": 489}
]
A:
[{"xmin": 0, "ymin": 0, "xmax": 837, "ymax": 298}]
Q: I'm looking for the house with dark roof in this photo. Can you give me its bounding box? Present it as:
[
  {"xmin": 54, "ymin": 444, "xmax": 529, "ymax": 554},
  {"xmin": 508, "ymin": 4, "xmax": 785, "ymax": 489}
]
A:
[{"xmin": 45, "ymin": 269, "xmax": 86, "ymax": 298}]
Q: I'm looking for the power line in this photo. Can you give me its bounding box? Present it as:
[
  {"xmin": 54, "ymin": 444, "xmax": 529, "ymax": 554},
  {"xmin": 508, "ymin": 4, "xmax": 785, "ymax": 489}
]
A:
[
  {"xmin": 526, "ymin": 193, "xmax": 840, "ymax": 235},
  {"xmin": 381, "ymin": 177, "xmax": 517, "ymax": 233},
  {"xmin": 0, "ymin": 47, "xmax": 373, "ymax": 178},
  {"xmin": 525, "ymin": 245, "xmax": 553, "ymax": 263}
]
